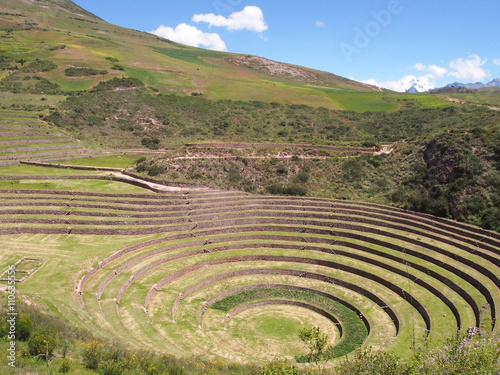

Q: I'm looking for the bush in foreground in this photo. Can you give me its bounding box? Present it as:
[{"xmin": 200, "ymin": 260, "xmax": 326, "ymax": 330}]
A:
[
  {"xmin": 0, "ymin": 300, "xmax": 499, "ymax": 374},
  {"xmin": 27, "ymin": 325, "xmax": 60, "ymax": 359}
]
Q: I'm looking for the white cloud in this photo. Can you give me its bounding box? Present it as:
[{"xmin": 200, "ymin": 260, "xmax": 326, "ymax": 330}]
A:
[
  {"xmin": 494, "ymin": 58, "xmax": 500, "ymax": 66},
  {"xmin": 315, "ymin": 20, "xmax": 325, "ymax": 28},
  {"xmin": 150, "ymin": 23, "xmax": 227, "ymax": 51},
  {"xmin": 192, "ymin": 6, "xmax": 268, "ymax": 32},
  {"xmin": 412, "ymin": 63, "xmax": 426, "ymax": 71},
  {"xmin": 427, "ymin": 65, "xmax": 448, "ymax": 80},
  {"xmin": 448, "ymin": 54, "xmax": 490, "ymax": 82},
  {"xmin": 411, "ymin": 63, "xmax": 447, "ymax": 79}
]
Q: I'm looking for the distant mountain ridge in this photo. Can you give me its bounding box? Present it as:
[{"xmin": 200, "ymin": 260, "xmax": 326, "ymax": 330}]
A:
[
  {"xmin": 411, "ymin": 78, "xmax": 500, "ymax": 94},
  {"xmin": 445, "ymin": 78, "xmax": 500, "ymax": 90}
]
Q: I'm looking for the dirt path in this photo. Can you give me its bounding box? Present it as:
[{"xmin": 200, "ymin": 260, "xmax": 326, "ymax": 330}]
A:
[
  {"xmin": 185, "ymin": 142, "xmax": 377, "ymax": 153},
  {"xmin": 18, "ymin": 160, "xmax": 212, "ymax": 192},
  {"xmin": 170, "ymin": 155, "xmax": 332, "ymax": 161},
  {"xmin": 440, "ymin": 96, "xmax": 500, "ymax": 111},
  {"xmin": 107, "ymin": 171, "xmax": 211, "ymax": 192},
  {"xmin": 374, "ymin": 144, "xmax": 393, "ymax": 155},
  {"xmin": 440, "ymin": 97, "xmax": 466, "ymax": 104}
]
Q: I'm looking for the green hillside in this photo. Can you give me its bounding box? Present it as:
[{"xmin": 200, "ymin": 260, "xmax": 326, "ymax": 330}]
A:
[
  {"xmin": 1, "ymin": 0, "xmax": 497, "ymax": 112},
  {"xmin": 0, "ymin": 0, "xmax": 393, "ymax": 110},
  {"xmin": 0, "ymin": 0, "xmax": 500, "ymax": 374}
]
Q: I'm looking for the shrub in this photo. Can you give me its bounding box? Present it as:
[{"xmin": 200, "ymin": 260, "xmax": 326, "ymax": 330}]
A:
[
  {"xmin": 27, "ymin": 325, "xmax": 60, "ymax": 359},
  {"xmin": 0, "ymin": 55, "xmax": 13, "ymax": 70},
  {"xmin": 92, "ymin": 77, "xmax": 143, "ymax": 91},
  {"xmin": 141, "ymin": 137, "xmax": 160, "ymax": 150},
  {"xmin": 283, "ymin": 184, "xmax": 307, "ymax": 196},
  {"xmin": 0, "ymin": 73, "xmax": 62, "ymax": 94},
  {"xmin": 299, "ymin": 326, "xmax": 329, "ymax": 364},
  {"xmin": 260, "ymin": 360, "xmax": 300, "ymax": 375},
  {"xmin": 276, "ymin": 165, "xmax": 288, "ymax": 174},
  {"xmin": 413, "ymin": 332, "xmax": 500, "ymax": 375},
  {"xmin": 266, "ymin": 183, "xmax": 284, "ymax": 195},
  {"xmin": 335, "ymin": 348, "xmax": 405, "ymax": 375},
  {"xmin": 135, "ymin": 162, "xmax": 148, "ymax": 173},
  {"xmin": 228, "ymin": 171, "xmax": 242, "ymax": 183},
  {"xmin": 98, "ymin": 359, "xmax": 126, "ymax": 375},
  {"xmin": 21, "ymin": 59, "xmax": 57, "ymax": 72},
  {"xmin": 147, "ymin": 164, "xmax": 164, "ymax": 177},
  {"xmin": 341, "ymin": 158, "xmax": 365, "ymax": 182},
  {"xmin": 58, "ymin": 357, "xmax": 72, "ymax": 373},
  {"xmin": 0, "ymin": 315, "xmax": 11, "ymax": 339},
  {"xmin": 82, "ymin": 340, "xmax": 104, "ymax": 370},
  {"xmin": 241, "ymin": 178, "xmax": 255, "ymax": 192},
  {"xmin": 64, "ymin": 67, "xmax": 108, "ymax": 76},
  {"xmin": 17, "ymin": 313, "xmax": 34, "ymax": 341},
  {"xmin": 227, "ymin": 162, "xmax": 241, "ymax": 182},
  {"xmin": 266, "ymin": 184, "xmax": 307, "ymax": 196},
  {"xmin": 292, "ymin": 171, "xmax": 310, "ymax": 183},
  {"xmin": 48, "ymin": 44, "xmax": 66, "ymax": 51}
]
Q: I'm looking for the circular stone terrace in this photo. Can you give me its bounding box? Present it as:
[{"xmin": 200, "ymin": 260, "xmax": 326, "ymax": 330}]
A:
[{"xmin": 0, "ymin": 174, "xmax": 499, "ymax": 363}]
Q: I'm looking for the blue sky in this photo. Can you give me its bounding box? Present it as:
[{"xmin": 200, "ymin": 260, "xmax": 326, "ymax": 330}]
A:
[{"xmin": 72, "ymin": 0, "xmax": 500, "ymax": 91}]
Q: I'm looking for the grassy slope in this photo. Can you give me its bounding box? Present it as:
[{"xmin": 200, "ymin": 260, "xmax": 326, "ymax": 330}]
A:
[
  {"xmin": 0, "ymin": 0, "xmax": 393, "ymax": 111},
  {"xmin": 0, "ymin": 0, "xmax": 497, "ymax": 114}
]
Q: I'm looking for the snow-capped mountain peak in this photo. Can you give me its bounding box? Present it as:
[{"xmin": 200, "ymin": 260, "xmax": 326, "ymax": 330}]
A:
[
  {"xmin": 360, "ymin": 75, "xmax": 434, "ymax": 93},
  {"xmin": 403, "ymin": 76, "xmax": 434, "ymax": 93}
]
